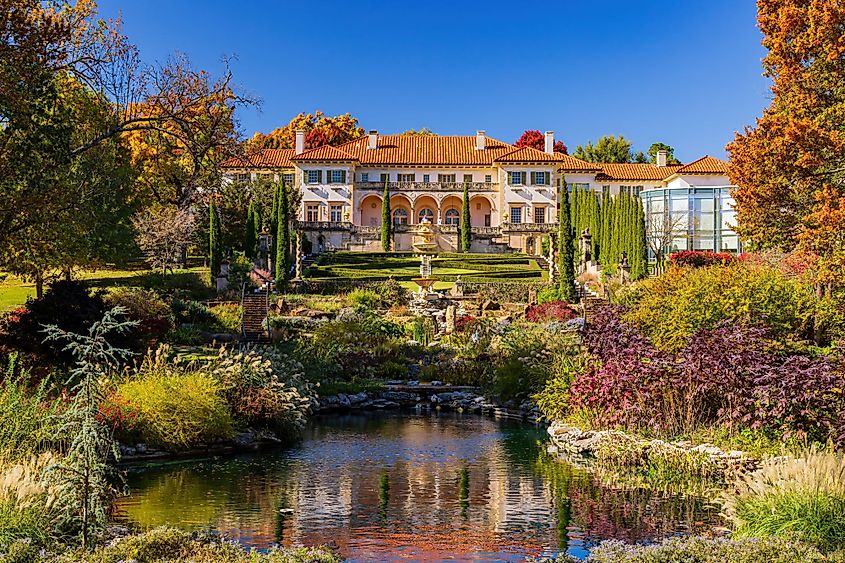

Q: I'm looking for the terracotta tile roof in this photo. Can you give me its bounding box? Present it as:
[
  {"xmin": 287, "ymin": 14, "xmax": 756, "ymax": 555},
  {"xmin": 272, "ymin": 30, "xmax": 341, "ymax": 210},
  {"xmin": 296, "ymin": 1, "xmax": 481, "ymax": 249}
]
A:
[
  {"xmin": 220, "ymin": 148, "xmax": 295, "ymax": 169},
  {"xmin": 293, "ymin": 135, "xmax": 515, "ymax": 166},
  {"xmin": 595, "ymin": 163, "xmax": 682, "ymax": 182},
  {"xmin": 676, "ymin": 155, "xmax": 728, "ymax": 174},
  {"xmin": 291, "ymin": 144, "xmax": 360, "ymax": 162},
  {"xmin": 493, "ymin": 147, "xmax": 600, "ymax": 171}
]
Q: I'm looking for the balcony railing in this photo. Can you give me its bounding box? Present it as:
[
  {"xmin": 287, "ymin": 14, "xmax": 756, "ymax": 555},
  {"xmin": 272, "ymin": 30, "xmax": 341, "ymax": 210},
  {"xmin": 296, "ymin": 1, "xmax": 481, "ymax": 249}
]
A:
[
  {"xmin": 502, "ymin": 223, "xmax": 558, "ymax": 233},
  {"xmin": 354, "ymin": 181, "xmax": 498, "ymax": 192},
  {"xmin": 297, "ymin": 221, "xmax": 353, "ymax": 230}
]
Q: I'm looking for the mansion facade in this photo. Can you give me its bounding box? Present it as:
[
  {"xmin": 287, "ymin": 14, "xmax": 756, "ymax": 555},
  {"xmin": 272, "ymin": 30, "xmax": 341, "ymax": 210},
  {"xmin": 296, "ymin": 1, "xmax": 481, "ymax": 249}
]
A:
[{"xmin": 222, "ymin": 130, "xmax": 738, "ymax": 258}]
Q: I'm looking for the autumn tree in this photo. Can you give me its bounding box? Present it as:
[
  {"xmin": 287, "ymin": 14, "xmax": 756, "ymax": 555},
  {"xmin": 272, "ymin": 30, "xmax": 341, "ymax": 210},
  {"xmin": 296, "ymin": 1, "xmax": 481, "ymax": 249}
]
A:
[
  {"xmin": 727, "ymin": 1, "xmax": 845, "ymax": 289},
  {"xmin": 245, "ymin": 112, "xmax": 364, "ymax": 151},
  {"xmin": 573, "ymin": 135, "xmax": 634, "ymax": 163},
  {"xmin": 513, "ymin": 130, "xmax": 567, "ymax": 154},
  {"xmin": 401, "ymin": 128, "xmax": 437, "ymax": 136}
]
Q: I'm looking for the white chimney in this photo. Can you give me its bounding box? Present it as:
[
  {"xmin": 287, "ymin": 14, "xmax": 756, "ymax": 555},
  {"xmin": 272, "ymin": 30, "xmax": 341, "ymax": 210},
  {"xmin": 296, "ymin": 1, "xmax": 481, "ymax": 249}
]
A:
[
  {"xmin": 476, "ymin": 130, "xmax": 486, "ymax": 151},
  {"xmin": 367, "ymin": 130, "xmax": 378, "ymax": 149},
  {"xmin": 544, "ymin": 131, "xmax": 554, "ymax": 154},
  {"xmin": 294, "ymin": 129, "xmax": 305, "ymax": 155},
  {"xmin": 656, "ymin": 149, "xmax": 668, "ymax": 167}
]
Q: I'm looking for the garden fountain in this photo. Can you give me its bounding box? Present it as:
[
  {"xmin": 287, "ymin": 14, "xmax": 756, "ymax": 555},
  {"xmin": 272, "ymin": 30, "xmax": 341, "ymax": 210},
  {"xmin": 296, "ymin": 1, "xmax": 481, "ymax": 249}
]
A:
[{"xmin": 411, "ymin": 218, "xmax": 438, "ymax": 298}]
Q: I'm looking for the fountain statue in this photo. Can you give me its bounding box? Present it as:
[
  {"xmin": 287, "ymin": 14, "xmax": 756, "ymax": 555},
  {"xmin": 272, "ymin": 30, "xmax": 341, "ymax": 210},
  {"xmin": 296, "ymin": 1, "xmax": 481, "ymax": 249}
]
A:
[{"xmin": 411, "ymin": 218, "xmax": 438, "ymax": 296}]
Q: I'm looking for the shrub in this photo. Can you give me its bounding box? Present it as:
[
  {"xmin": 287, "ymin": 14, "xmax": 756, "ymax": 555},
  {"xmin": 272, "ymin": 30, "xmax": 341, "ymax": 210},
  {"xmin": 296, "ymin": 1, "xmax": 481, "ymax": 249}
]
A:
[
  {"xmin": 211, "ymin": 346, "xmax": 315, "ymax": 438},
  {"xmin": 55, "ymin": 526, "xmax": 340, "ymax": 562},
  {"xmin": 208, "ymin": 303, "xmax": 241, "ymax": 333},
  {"xmin": 0, "ymin": 354, "xmax": 62, "ymax": 460},
  {"xmin": 104, "ymin": 287, "xmax": 173, "ymax": 342},
  {"xmin": 722, "ymin": 450, "xmax": 845, "ymax": 552},
  {"xmin": 621, "ymin": 263, "xmax": 816, "ymax": 351},
  {"xmin": 170, "ymin": 298, "xmax": 216, "ymax": 327},
  {"xmin": 0, "ymin": 453, "xmax": 59, "ymax": 548},
  {"xmin": 670, "ymin": 250, "xmax": 738, "ymax": 267},
  {"xmin": 2, "ymin": 280, "xmax": 139, "ymax": 365},
  {"xmin": 533, "ymin": 353, "xmax": 589, "ymax": 421},
  {"xmin": 586, "ymin": 535, "xmax": 835, "ymax": 563},
  {"xmin": 348, "ymin": 288, "xmax": 383, "ymax": 310},
  {"xmin": 110, "ymin": 349, "xmax": 233, "ymax": 449},
  {"xmin": 526, "ymin": 301, "xmax": 578, "ymax": 323},
  {"xmin": 537, "ymin": 285, "xmax": 561, "ymax": 304}
]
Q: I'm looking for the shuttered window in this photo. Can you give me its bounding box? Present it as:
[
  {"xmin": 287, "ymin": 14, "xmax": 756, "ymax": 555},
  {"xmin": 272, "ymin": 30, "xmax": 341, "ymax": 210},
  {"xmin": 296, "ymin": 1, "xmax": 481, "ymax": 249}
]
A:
[
  {"xmin": 531, "ymin": 172, "xmax": 549, "ymax": 185},
  {"xmin": 329, "ymin": 170, "xmax": 346, "ymax": 184},
  {"xmin": 307, "ymin": 170, "xmax": 321, "ymax": 184},
  {"xmin": 509, "ymin": 172, "xmax": 525, "ymax": 185}
]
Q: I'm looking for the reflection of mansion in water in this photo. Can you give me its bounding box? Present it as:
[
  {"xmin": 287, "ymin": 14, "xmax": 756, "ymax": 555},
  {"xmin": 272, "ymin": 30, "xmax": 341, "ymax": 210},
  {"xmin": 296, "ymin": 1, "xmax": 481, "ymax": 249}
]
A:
[{"xmin": 222, "ymin": 130, "xmax": 738, "ymax": 258}]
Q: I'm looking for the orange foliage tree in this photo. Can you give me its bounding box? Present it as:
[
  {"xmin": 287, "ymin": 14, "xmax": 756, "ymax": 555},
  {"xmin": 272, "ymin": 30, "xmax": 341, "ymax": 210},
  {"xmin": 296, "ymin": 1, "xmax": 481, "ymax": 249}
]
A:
[
  {"xmin": 727, "ymin": 1, "xmax": 845, "ymax": 288},
  {"xmin": 245, "ymin": 111, "xmax": 364, "ymax": 151}
]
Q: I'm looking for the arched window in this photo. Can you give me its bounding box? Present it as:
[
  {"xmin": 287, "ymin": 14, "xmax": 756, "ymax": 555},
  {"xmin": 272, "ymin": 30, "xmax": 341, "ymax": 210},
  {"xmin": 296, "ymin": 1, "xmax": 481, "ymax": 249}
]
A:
[
  {"xmin": 444, "ymin": 208, "xmax": 460, "ymax": 225},
  {"xmin": 393, "ymin": 208, "xmax": 408, "ymax": 225},
  {"xmin": 417, "ymin": 208, "xmax": 434, "ymax": 223}
]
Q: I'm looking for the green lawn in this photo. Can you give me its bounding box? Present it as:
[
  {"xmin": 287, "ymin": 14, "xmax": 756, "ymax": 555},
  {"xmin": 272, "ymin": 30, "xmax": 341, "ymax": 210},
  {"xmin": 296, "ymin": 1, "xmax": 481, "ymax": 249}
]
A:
[
  {"xmin": 306, "ymin": 252, "xmax": 547, "ymax": 287},
  {"xmin": 0, "ymin": 267, "xmax": 212, "ymax": 312}
]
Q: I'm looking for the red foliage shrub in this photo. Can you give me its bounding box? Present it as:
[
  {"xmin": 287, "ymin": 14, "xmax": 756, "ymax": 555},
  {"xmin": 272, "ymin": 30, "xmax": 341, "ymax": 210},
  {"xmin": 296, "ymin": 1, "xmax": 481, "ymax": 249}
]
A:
[
  {"xmin": 670, "ymin": 250, "xmax": 737, "ymax": 268},
  {"xmin": 99, "ymin": 394, "xmax": 141, "ymax": 434},
  {"xmin": 454, "ymin": 315, "xmax": 477, "ymax": 332},
  {"xmin": 526, "ymin": 301, "xmax": 577, "ymax": 323}
]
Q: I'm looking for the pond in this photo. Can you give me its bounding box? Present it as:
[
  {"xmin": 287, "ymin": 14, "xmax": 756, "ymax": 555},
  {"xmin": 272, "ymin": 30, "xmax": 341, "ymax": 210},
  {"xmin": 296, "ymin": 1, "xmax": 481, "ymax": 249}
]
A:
[{"xmin": 115, "ymin": 412, "xmax": 721, "ymax": 562}]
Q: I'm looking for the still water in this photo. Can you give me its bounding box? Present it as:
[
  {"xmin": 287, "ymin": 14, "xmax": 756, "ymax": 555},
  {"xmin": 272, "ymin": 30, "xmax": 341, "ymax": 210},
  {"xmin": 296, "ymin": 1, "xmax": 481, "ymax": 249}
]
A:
[{"xmin": 116, "ymin": 412, "xmax": 720, "ymax": 562}]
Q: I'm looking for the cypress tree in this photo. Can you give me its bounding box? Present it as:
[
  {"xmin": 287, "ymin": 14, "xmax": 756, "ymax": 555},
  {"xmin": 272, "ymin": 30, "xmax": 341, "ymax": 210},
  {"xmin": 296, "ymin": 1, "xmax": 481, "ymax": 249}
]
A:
[
  {"xmin": 558, "ymin": 182, "xmax": 578, "ymax": 303},
  {"xmin": 381, "ymin": 177, "xmax": 391, "ymax": 251},
  {"xmin": 460, "ymin": 181, "xmax": 471, "ymax": 252},
  {"xmin": 275, "ymin": 182, "xmax": 289, "ymax": 286},
  {"xmin": 589, "ymin": 191, "xmax": 601, "ymax": 260},
  {"xmin": 209, "ymin": 200, "xmax": 222, "ymax": 284},
  {"xmin": 631, "ymin": 196, "xmax": 648, "ymax": 279},
  {"xmin": 245, "ymin": 201, "xmax": 257, "ymax": 260},
  {"xmin": 270, "ymin": 182, "xmax": 279, "ymax": 264}
]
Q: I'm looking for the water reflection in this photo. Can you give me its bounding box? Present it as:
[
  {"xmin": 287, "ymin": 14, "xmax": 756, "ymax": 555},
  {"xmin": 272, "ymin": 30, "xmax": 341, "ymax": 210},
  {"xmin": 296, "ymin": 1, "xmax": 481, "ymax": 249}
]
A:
[{"xmin": 116, "ymin": 412, "xmax": 720, "ymax": 562}]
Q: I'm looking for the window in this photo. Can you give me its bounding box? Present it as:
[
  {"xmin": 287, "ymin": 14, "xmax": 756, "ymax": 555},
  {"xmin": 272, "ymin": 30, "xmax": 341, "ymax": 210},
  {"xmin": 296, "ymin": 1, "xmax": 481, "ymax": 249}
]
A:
[
  {"xmin": 283, "ymin": 173, "xmax": 294, "ymax": 185},
  {"xmin": 306, "ymin": 204, "xmax": 319, "ymax": 222},
  {"xmin": 398, "ymin": 173, "xmax": 414, "ymax": 182},
  {"xmin": 602, "ymin": 185, "xmax": 611, "ymax": 199},
  {"xmin": 463, "ymin": 174, "xmax": 473, "ymax": 183},
  {"xmin": 509, "ymin": 172, "xmax": 525, "ymax": 185},
  {"xmin": 380, "ymin": 173, "xmax": 389, "ymax": 183},
  {"xmin": 534, "ymin": 207, "xmax": 546, "ymax": 224},
  {"xmin": 418, "ymin": 208, "xmax": 434, "ymax": 223},
  {"xmin": 307, "ymin": 170, "xmax": 320, "ymax": 184},
  {"xmin": 237, "ymin": 173, "xmax": 250, "ymax": 183},
  {"xmin": 392, "ymin": 208, "xmax": 408, "ymax": 225},
  {"xmin": 532, "ymin": 172, "xmax": 549, "ymax": 185},
  {"xmin": 510, "ymin": 206, "xmax": 522, "ymax": 224},
  {"xmin": 330, "ymin": 205, "xmax": 343, "ymax": 222},
  {"xmin": 620, "ymin": 185, "xmax": 642, "ymax": 196},
  {"xmin": 485, "ymin": 174, "xmax": 492, "ymax": 183},
  {"xmin": 361, "ymin": 172, "xmax": 369, "ymax": 182},
  {"xmin": 423, "ymin": 174, "xmax": 430, "ymax": 183},
  {"xmin": 438, "ymin": 174, "xmax": 456, "ymax": 184},
  {"xmin": 567, "ymin": 182, "xmax": 590, "ymax": 192},
  {"xmin": 444, "ymin": 208, "xmax": 460, "ymax": 225},
  {"xmin": 329, "ymin": 170, "xmax": 345, "ymax": 184}
]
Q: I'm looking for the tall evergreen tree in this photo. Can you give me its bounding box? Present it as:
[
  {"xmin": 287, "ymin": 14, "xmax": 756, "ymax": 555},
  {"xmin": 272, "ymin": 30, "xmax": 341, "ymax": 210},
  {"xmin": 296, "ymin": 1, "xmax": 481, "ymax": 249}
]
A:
[
  {"xmin": 245, "ymin": 201, "xmax": 257, "ymax": 260},
  {"xmin": 209, "ymin": 200, "xmax": 221, "ymax": 283},
  {"xmin": 630, "ymin": 196, "xmax": 648, "ymax": 280},
  {"xmin": 558, "ymin": 183, "xmax": 577, "ymax": 303},
  {"xmin": 381, "ymin": 177, "xmax": 391, "ymax": 251},
  {"xmin": 270, "ymin": 181, "xmax": 279, "ymax": 265},
  {"xmin": 275, "ymin": 182, "xmax": 290, "ymax": 286},
  {"xmin": 460, "ymin": 181, "xmax": 471, "ymax": 252}
]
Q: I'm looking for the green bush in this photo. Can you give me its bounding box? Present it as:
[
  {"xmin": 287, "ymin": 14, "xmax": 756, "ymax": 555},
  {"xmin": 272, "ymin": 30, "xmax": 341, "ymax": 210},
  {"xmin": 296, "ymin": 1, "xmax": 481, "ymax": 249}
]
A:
[
  {"xmin": 585, "ymin": 535, "xmax": 839, "ymax": 563},
  {"xmin": 533, "ymin": 353, "xmax": 588, "ymax": 421},
  {"xmin": 111, "ymin": 350, "xmax": 233, "ymax": 449},
  {"xmin": 170, "ymin": 298, "xmax": 216, "ymax": 328},
  {"xmin": 722, "ymin": 449, "xmax": 845, "ymax": 552},
  {"xmin": 620, "ymin": 263, "xmax": 816, "ymax": 351},
  {"xmin": 104, "ymin": 287, "xmax": 173, "ymax": 342},
  {"xmin": 55, "ymin": 526, "xmax": 340, "ymax": 562},
  {"xmin": 348, "ymin": 288, "xmax": 382, "ymax": 310},
  {"xmin": 537, "ymin": 285, "xmax": 562, "ymax": 304},
  {"xmin": 0, "ymin": 354, "xmax": 61, "ymax": 459},
  {"xmin": 209, "ymin": 303, "xmax": 241, "ymax": 333}
]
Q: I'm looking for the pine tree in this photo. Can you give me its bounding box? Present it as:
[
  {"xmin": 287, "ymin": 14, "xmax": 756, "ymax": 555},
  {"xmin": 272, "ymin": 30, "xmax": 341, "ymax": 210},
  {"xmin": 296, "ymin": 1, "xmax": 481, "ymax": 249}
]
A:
[
  {"xmin": 275, "ymin": 182, "xmax": 290, "ymax": 286},
  {"xmin": 381, "ymin": 177, "xmax": 391, "ymax": 251},
  {"xmin": 558, "ymin": 183, "xmax": 578, "ymax": 303},
  {"xmin": 42, "ymin": 309, "xmax": 136, "ymax": 548},
  {"xmin": 460, "ymin": 181, "xmax": 471, "ymax": 252},
  {"xmin": 245, "ymin": 201, "xmax": 257, "ymax": 260},
  {"xmin": 209, "ymin": 200, "xmax": 221, "ymax": 283}
]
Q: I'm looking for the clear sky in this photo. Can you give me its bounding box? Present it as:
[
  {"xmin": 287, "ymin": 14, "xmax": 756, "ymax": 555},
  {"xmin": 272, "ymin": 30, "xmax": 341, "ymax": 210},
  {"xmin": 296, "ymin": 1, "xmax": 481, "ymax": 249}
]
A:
[{"xmin": 97, "ymin": 0, "xmax": 769, "ymax": 163}]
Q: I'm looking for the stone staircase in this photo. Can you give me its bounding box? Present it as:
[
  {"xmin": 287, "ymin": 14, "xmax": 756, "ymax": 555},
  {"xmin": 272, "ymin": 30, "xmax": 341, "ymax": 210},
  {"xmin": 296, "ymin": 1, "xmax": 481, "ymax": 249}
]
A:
[
  {"xmin": 240, "ymin": 285, "xmax": 270, "ymax": 344},
  {"xmin": 580, "ymin": 284, "xmax": 608, "ymax": 321}
]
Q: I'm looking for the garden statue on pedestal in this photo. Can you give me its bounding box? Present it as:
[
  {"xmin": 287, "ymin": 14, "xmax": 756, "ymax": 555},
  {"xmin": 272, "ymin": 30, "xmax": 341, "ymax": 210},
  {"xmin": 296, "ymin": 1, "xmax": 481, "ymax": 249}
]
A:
[{"xmin": 619, "ymin": 252, "xmax": 631, "ymax": 284}]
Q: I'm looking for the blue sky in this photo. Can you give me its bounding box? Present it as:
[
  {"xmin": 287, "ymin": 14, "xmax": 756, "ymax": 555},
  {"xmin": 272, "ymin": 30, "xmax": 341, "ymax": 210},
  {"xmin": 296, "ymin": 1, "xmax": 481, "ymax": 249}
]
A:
[{"xmin": 97, "ymin": 0, "xmax": 769, "ymax": 162}]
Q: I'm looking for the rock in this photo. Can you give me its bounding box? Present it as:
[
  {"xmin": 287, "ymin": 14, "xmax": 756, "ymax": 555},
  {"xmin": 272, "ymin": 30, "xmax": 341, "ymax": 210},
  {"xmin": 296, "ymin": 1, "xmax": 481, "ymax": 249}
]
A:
[
  {"xmin": 135, "ymin": 443, "xmax": 148, "ymax": 454},
  {"xmin": 481, "ymin": 300, "xmax": 500, "ymax": 312},
  {"xmin": 233, "ymin": 431, "xmax": 254, "ymax": 447},
  {"xmin": 119, "ymin": 444, "xmax": 136, "ymax": 457},
  {"xmin": 430, "ymin": 380, "xmax": 443, "ymax": 386}
]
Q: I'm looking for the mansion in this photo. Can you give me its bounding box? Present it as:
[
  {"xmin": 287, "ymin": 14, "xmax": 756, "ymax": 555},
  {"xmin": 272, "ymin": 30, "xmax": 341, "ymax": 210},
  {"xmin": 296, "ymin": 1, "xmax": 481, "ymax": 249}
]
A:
[{"xmin": 222, "ymin": 130, "xmax": 738, "ymax": 258}]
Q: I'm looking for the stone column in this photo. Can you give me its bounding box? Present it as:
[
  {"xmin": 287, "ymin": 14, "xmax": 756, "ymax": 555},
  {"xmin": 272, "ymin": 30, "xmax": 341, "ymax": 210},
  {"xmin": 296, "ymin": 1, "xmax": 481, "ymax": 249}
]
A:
[{"xmin": 445, "ymin": 304, "xmax": 456, "ymax": 334}]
